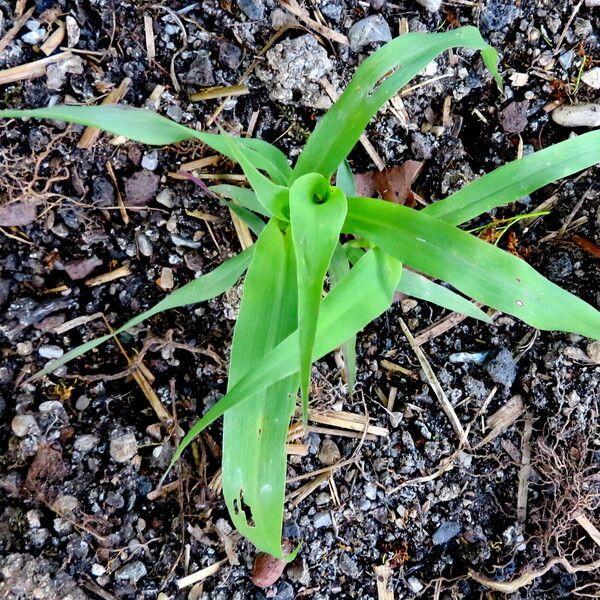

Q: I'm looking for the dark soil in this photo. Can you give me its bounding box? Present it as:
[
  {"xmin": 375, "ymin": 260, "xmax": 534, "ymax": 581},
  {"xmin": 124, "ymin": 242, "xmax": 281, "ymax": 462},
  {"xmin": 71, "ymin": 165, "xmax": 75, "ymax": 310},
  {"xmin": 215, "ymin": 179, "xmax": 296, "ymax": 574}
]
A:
[{"xmin": 1, "ymin": 1, "xmax": 599, "ymax": 599}]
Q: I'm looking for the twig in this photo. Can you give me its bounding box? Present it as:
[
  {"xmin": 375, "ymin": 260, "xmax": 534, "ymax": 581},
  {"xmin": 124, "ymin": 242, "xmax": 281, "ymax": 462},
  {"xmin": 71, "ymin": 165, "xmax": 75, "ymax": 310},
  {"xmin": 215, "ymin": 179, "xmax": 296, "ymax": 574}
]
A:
[
  {"xmin": 176, "ymin": 559, "xmax": 228, "ymax": 589},
  {"xmin": 144, "ymin": 13, "xmax": 155, "ymax": 64},
  {"xmin": 469, "ymin": 557, "xmax": 600, "ymax": 593},
  {"xmin": 0, "ymin": 6, "xmax": 35, "ymax": 54},
  {"xmin": 278, "ymin": 0, "xmax": 348, "ymax": 44},
  {"xmin": 517, "ymin": 412, "xmax": 533, "ymax": 523},
  {"xmin": 0, "ymin": 51, "xmax": 73, "ymax": 85},
  {"xmin": 399, "ymin": 318, "xmax": 467, "ymax": 444}
]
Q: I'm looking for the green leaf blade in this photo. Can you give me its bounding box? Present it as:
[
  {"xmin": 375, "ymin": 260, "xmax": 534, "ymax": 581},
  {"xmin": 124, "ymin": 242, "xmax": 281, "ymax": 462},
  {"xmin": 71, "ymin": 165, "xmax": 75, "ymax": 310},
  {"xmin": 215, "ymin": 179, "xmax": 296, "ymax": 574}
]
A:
[
  {"xmin": 29, "ymin": 248, "xmax": 254, "ymax": 380},
  {"xmin": 294, "ymin": 27, "xmax": 500, "ymax": 180},
  {"xmin": 424, "ymin": 130, "xmax": 600, "ymax": 225},
  {"xmin": 344, "ymin": 197, "xmax": 600, "ymax": 339},
  {"xmin": 290, "ymin": 174, "xmax": 348, "ymax": 424},
  {"xmin": 398, "ymin": 270, "xmax": 491, "ymax": 322},
  {"xmin": 222, "ymin": 220, "xmax": 299, "ymax": 558}
]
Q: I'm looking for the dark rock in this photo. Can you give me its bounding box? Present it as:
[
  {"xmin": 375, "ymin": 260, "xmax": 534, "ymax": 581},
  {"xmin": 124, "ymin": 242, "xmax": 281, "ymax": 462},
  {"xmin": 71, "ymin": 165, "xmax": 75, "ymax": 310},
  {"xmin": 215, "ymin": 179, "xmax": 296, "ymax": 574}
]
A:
[
  {"xmin": 348, "ymin": 15, "xmax": 391, "ymax": 51},
  {"xmin": 547, "ymin": 252, "xmax": 573, "ymax": 282},
  {"xmin": 63, "ymin": 256, "xmax": 102, "ymax": 280},
  {"xmin": 0, "ymin": 279, "xmax": 11, "ymax": 308},
  {"xmin": 91, "ymin": 177, "xmax": 115, "ymax": 207},
  {"xmin": 0, "ymin": 201, "xmax": 38, "ymax": 226},
  {"xmin": 338, "ymin": 553, "xmax": 360, "ymax": 577},
  {"xmin": 432, "ymin": 521, "xmax": 462, "ymax": 545},
  {"xmin": 485, "ymin": 348, "xmax": 517, "ymax": 388},
  {"xmin": 237, "ymin": 0, "xmax": 265, "ymax": 20},
  {"xmin": 123, "ymin": 170, "xmax": 160, "ymax": 207},
  {"xmin": 480, "ymin": 0, "xmax": 522, "ymax": 32},
  {"xmin": 499, "ymin": 101, "xmax": 529, "ymax": 134},
  {"xmin": 184, "ymin": 51, "xmax": 215, "ymax": 87},
  {"xmin": 219, "ymin": 41, "xmax": 242, "ymax": 69}
]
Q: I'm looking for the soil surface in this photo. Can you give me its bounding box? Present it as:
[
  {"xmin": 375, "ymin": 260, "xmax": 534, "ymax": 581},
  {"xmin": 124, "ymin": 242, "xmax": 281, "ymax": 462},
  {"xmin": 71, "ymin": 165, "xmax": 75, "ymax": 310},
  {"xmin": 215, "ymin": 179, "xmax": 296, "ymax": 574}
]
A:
[{"xmin": 1, "ymin": 1, "xmax": 600, "ymax": 599}]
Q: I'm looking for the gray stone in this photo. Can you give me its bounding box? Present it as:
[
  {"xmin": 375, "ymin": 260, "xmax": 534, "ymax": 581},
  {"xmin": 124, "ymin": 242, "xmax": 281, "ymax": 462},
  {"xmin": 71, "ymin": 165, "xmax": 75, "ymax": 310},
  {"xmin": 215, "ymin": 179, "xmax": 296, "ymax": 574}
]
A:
[
  {"xmin": 338, "ymin": 553, "xmax": 360, "ymax": 578},
  {"xmin": 38, "ymin": 345, "xmax": 64, "ymax": 359},
  {"xmin": 115, "ymin": 560, "xmax": 147, "ymax": 583},
  {"xmin": 184, "ymin": 51, "xmax": 215, "ymax": 87},
  {"xmin": 313, "ymin": 511, "xmax": 332, "ymax": 529},
  {"xmin": 485, "ymin": 348, "xmax": 517, "ymax": 388},
  {"xmin": 141, "ymin": 150, "xmax": 159, "ymax": 171},
  {"xmin": 237, "ymin": 0, "xmax": 265, "ymax": 20},
  {"xmin": 348, "ymin": 15, "xmax": 391, "ymax": 51},
  {"xmin": 219, "ymin": 41, "xmax": 242, "ymax": 68},
  {"xmin": 11, "ymin": 415, "xmax": 38, "ymax": 438},
  {"xmin": 64, "ymin": 257, "xmax": 102, "ymax": 280},
  {"xmin": 552, "ymin": 104, "xmax": 600, "ymax": 128},
  {"xmin": 74, "ymin": 434, "xmax": 99, "ymax": 453},
  {"xmin": 257, "ymin": 35, "xmax": 333, "ymax": 109},
  {"xmin": 407, "ymin": 576, "xmax": 424, "ymax": 593},
  {"xmin": 110, "ymin": 433, "xmax": 138, "ymax": 463},
  {"xmin": 432, "ymin": 521, "xmax": 462, "ymax": 545},
  {"xmin": 318, "ymin": 439, "xmax": 341, "ymax": 466},
  {"xmin": 364, "ymin": 481, "xmax": 377, "ymax": 500},
  {"xmin": 415, "ymin": 0, "xmax": 442, "ymax": 11},
  {"xmin": 582, "ymin": 67, "xmax": 600, "ymax": 90}
]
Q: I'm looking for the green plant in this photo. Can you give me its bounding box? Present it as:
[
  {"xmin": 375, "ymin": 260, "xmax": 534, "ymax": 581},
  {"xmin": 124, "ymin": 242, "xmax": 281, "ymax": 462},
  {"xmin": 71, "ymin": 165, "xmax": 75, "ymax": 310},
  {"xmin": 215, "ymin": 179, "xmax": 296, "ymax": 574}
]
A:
[{"xmin": 3, "ymin": 26, "xmax": 600, "ymax": 558}]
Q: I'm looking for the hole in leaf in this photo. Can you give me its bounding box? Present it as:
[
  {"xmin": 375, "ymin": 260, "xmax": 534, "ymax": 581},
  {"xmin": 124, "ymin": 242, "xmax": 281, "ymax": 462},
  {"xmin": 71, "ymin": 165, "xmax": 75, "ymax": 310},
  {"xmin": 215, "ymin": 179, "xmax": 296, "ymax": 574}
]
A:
[{"xmin": 233, "ymin": 491, "xmax": 255, "ymax": 527}]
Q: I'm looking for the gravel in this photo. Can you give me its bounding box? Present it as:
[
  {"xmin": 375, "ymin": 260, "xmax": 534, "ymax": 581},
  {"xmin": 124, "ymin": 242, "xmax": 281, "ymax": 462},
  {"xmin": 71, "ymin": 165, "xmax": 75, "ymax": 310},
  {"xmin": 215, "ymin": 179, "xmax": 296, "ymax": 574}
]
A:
[{"xmin": 109, "ymin": 433, "xmax": 138, "ymax": 463}]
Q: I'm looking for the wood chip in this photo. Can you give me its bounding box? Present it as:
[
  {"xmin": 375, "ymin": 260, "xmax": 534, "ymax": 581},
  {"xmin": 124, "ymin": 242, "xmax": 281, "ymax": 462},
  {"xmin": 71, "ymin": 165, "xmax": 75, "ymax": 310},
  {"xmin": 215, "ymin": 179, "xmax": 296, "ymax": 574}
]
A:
[
  {"xmin": 0, "ymin": 51, "xmax": 73, "ymax": 86},
  {"xmin": 374, "ymin": 564, "xmax": 394, "ymax": 600},
  {"xmin": 77, "ymin": 77, "xmax": 132, "ymax": 149},
  {"xmin": 143, "ymin": 13, "xmax": 155, "ymax": 63},
  {"xmin": 400, "ymin": 318, "xmax": 467, "ymax": 444},
  {"xmin": 286, "ymin": 443, "xmax": 308, "ymax": 456},
  {"xmin": 0, "ymin": 6, "xmax": 35, "ymax": 54},
  {"xmin": 190, "ymin": 84, "xmax": 249, "ymax": 102},
  {"xmin": 181, "ymin": 156, "xmax": 220, "ymax": 171},
  {"xmin": 40, "ymin": 22, "xmax": 66, "ymax": 56},
  {"xmin": 516, "ymin": 412, "xmax": 533, "ymax": 523},
  {"xmin": 574, "ymin": 513, "xmax": 600, "ymax": 548},
  {"xmin": 309, "ymin": 410, "xmax": 388, "ymax": 437},
  {"xmin": 85, "ymin": 265, "xmax": 131, "ymax": 287},
  {"xmin": 176, "ymin": 559, "xmax": 228, "ymax": 590},
  {"xmin": 476, "ymin": 395, "xmax": 524, "ymax": 448}
]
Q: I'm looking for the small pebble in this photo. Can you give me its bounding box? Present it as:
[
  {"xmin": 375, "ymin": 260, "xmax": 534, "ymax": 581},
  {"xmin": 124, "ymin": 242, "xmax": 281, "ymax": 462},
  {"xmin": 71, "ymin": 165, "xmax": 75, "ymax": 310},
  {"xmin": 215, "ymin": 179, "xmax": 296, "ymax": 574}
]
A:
[
  {"xmin": 364, "ymin": 481, "xmax": 377, "ymax": 500},
  {"xmin": 91, "ymin": 564, "xmax": 106, "ymax": 577},
  {"xmin": 137, "ymin": 233, "xmax": 153, "ymax": 257},
  {"xmin": 552, "ymin": 104, "xmax": 600, "ymax": 128},
  {"xmin": 432, "ymin": 521, "xmax": 462, "ymax": 545},
  {"xmin": 415, "ymin": 0, "xmax": 442, "ymax": 11},
  {"xmin": 348, "ymin": 15, "xmax": 391, "ymax": 51},
  {"xmin": 407, "ymin": 576, "xmax": 424, "ymax": 593},
  {"xmin": 65, "ymin": 16, "xmax": 80, "ymax": 47},
  {"xmin": 586, "ymin": 341, "xmax": 600, "ymax": 364},
  {"xmin": 156, "ymin": 188, "xmax": 174, "ymax": 208},
  {"xmin": 237, "ymin": 0, "xmax": 265, "ymax": 20},
  {"xmin": 158, "ymin": 267, "xmax": 174, "ymax": 290},
  {"xmin": 318, "ymin": 439, "xmax": 341, "ymax": 466},
  {"xmin": 582, "ymin": 67, "xmax": 600, "ymax": 90},
  {"xmin": 110, "ymin": 432, "xmax": 138, "ymax": 463},
  {"xmin": 141, "ymin": 150, "xmax": 159, "ymax": 171},
  {"xmin": 16, "ymin": 341, "xmax": 33, "ymax": 356},
  {"xmin": 115, "ymin": 560, "xmax": 147, "ymax": 584},
  {"xmin": 313, "ymin": 511, "xmax": 332, "ymax": 529},
  {"xmin": 22, "ymin": 28, "xmax": 46, "ymax": 45},
  {"xmin": 38, "ymin": 344, "xmax": 64, "ymax": 359},
  {"xmin": 11, "ymin": 414, "xmax": 38, "ymax": 437},
  {"xmin": 338, "ymin": 553, "xmax": 360, "ymax": 578},
  {"xmin": 485, "ymin": 348, "xmax": 517, "ymax": 388},
  {"xmin": 74, "ymin": 434, "xmax": 100, "ymax": 453}
]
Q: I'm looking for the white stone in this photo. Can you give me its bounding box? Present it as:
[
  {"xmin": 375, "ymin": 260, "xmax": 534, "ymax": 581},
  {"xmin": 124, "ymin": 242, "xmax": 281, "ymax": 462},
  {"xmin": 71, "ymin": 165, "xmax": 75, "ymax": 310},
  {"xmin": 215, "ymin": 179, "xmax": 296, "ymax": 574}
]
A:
[
  {"xmin": 11, "ymin": 414, "xmax": 38, "ymax": 437},
  {"xmin": 415, "ymin": 0, "xmax": 442, "ymax": 11},
  {"xmin": 110, "ymin": 433, "xmax": 138, "ymax": 463},
  {"xmin": 552, "ymin": 103, "xmax": 600, "ymax": 128},
  {"xmin": 582, "ymin": 67, "xmax": 600, "ymax": 90}
]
